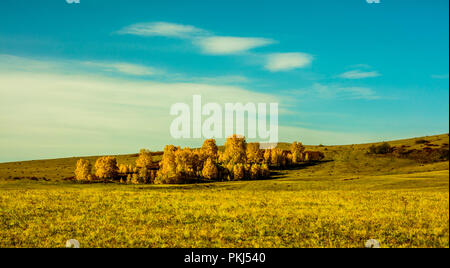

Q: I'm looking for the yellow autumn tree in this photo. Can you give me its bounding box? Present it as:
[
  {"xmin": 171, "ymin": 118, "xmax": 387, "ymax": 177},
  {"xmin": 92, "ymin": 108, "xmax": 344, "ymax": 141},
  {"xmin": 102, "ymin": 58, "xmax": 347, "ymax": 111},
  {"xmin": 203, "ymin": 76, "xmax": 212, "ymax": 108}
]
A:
[
  {"xmin": 74, "ymin": 159, "xmax": 92, "ymax": 181},
  {"xmin": 95, "ymin": 156, "xmax": 119, "ymax": 179},
  {"xmin": 156, "ymin": 145, "xmax": 182, "ymax": 184},
  {"xmin": 118, "ymin": 164, "xmax": 129, "ymax": 174},
  {"xmin": 222, "ymin": 134, "xmax": 247, "ymax": 165},
  {"xmin": 263, "ymin": 149, "xmax": 271, "ymax": 164},
  {"xmin": 131, "ymin": 173, "xmax": 140, "ymax": 184},
  {"xmin": 138, "ymin": 167, "xmax": 150, "ymax": 184},
  {"xmin": 136, "ymin": 149, "xmax": 153, "ymax": 169},
  {"xmin": 175, "ymin": 147, "xmax": 196, "ymax": 180},
  {"xmin": 261, "ymin": 164, "xmax": 270, "ymax": 178},
  {"xmin": 246, "ymin": 142, "xmax": 263, "ymax": 164},
  {"xmin": 201, "ymin": 139, "xmax": 218, "ymax": 160},
  {"xmin": 250, "ymin": 163, "xmax": 260, "ymax": 179},
  {"xmin": 202, "ymin": 158, "xmax": 218, "ymax": 180},
  {"xmin": 290, "ymin": 141, "xmax": 305, "ymax": 164},
  {"xmin": 233, "ymin": 163, "xmax": 245, "ymax": 180},
  {"xmin": 270, "ymin": 148, "xmax": 285, "ymax": 167}
]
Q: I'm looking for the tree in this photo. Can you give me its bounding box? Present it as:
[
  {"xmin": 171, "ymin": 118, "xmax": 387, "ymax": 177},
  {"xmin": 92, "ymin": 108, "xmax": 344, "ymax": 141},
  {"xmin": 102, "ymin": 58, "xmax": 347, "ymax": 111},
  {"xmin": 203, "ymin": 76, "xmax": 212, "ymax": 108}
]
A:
[
  {"xmin": 136, "ymin": 149, "xmax": 153, "ymax": 169},
  {"xmin": 233, "ymin": 164, "xmax": 245, "ymax": 180},
  {"xmin": 263, "ymin": 149, "xmax": 271, "ymax": 164},
  {"xmin": 156, "ymin": 145, "xmax": 186, "ymax": 184},
  {"xmin": 157, "ymin": 145, "xmax": 178, "ymax": 178},
  {"xmin": 201, "ymin": 139, "xmax": 218, "ymax": 160},
  {"xmin": 202, "ymin": 158, "xmax": 218, "ymax": 180},
  {"xmin": 131, "ymin": 173, "xmax": 140, "ymax": 184},
  {"xmin": 270, "ymin": 148, "xmax": 284, "ymax": 167},
  {"xmin": 175, "ymin": 147, "xmax": 196, "ymax": 180},
  {"xmin": 94, "ymin": 156, "xmax": 119, "ymax": 179},
  {"xmin": 246, "ymin": 142, "xmax": 263, "ymax": 164},
  {"xmin": 75, "ymin": 159, "xmax": 92, "ymax": 181},
  {"xmin": 261, "ymin": 164, "xmax": 270, "ymax": 178},
  {"xmin": 138, "ymin": 167, "xmax": 150, "ymax": 184},
  {"xmin": 126, "ymin": 174, "xmax": 132, "ymax": 184},
  {"xmin": 118, "ymin": 164, "xmax": 129, "ymax": 174},
  {"xmin": 290, "ymin": 141, "xmax": 305, "ymax": 164},
  {"xmin": 222, "ymin": 134, "xmax": 247, "ymax": 165},
  {"xmin": 250, "ymin": 163, "xmax": 260, "ymax": 179}
]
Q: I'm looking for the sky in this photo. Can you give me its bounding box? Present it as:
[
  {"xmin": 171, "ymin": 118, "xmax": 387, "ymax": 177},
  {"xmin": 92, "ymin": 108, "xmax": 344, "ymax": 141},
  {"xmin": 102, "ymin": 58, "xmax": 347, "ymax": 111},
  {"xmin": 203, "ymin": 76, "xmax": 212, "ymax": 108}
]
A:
[{"xmin": 0, "ymin": 0, "xmax": 449, "ymax": 162}]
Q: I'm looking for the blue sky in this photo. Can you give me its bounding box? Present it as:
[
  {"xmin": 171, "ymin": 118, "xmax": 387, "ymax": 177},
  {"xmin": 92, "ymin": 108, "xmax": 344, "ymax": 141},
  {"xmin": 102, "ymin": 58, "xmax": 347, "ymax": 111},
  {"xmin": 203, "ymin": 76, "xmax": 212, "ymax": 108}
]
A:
[{"xmin": 0, "ymin": 0, "xmax": 448, "ymax": 162}]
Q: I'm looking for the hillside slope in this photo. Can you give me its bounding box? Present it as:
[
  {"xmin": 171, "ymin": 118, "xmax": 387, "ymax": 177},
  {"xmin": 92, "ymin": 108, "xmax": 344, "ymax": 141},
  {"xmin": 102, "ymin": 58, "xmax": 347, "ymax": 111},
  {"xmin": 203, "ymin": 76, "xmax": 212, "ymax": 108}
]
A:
[{"xmin": 0, "ymin": 134, "xmax": 448, "ymax": 182}]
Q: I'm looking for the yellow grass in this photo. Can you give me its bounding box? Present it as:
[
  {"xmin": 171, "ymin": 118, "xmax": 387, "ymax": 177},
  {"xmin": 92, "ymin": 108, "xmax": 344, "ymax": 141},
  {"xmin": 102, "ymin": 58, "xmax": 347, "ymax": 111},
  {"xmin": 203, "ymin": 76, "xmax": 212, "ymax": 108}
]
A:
[{"xmin": 0, "ymin": 134, "xmax": 448, "ymax": 247}]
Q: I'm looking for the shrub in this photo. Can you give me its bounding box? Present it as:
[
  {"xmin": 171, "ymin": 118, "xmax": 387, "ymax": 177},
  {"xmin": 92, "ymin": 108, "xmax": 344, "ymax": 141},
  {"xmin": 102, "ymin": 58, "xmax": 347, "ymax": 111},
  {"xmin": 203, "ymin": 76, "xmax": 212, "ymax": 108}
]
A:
[
  {"xmin": 303, "ymin": 151, "xmax": 325, "ymax": 161},
  {"xmin": 415, "ymin": 139, "xmax": 429, "ymax": 144},
  {"xmin": 94, "ymin": 156, "xmax": 118, "ymax": 179},
  {"xmin": 368, "ymin": 142, "xmax": 392, "ymax": 154}
]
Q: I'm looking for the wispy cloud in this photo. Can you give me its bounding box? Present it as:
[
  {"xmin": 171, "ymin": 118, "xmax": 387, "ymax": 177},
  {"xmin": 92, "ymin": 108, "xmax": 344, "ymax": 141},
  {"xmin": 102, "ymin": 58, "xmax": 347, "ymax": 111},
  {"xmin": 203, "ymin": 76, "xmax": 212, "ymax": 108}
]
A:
[
  {"xmin": 196, "ymin": 36, "xmax": 274, "ymax": 55},
  {"xmin": 265, "ymin": 53, "xmax": 313, "ymax": 72},
  {"xmin": 178, "ymin": 75, "xmax": 251, "ymax": 84},
  {"xmin": 431, "ymin": 74, "xmax": 449, "ymax": 79},
  {"xmin": 0, "ymin": 56, "xmax": 285, "ymax": 161},
  {"xmin": 286, "ymin": 83, "xmax": 379, "ymax": 100},
  {"xmin": 118, "ymin": 22, "xmax": 272, "ymax": 55},
  {"xmin": 84, "ymin": 61, "xmax": 159, "ymax": 76},
  {"xmin": 118, "ymin": 22, "xmax": 313, "ymax": 70},
  {"xmin": 117, "ymin": 22, "xmax": 207, "ymax": 38},
  {"xmin": 0, "ymin": 54, "xmax": 254, "ymax": 86},
  {"xmin": 338, "ymin": 70, "xmax": 380, "ymax": 79}
]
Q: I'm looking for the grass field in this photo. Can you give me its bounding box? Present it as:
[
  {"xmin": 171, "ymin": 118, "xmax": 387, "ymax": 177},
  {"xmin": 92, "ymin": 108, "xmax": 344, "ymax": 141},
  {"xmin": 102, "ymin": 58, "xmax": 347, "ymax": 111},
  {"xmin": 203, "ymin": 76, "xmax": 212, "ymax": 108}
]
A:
[{"xmin": 0, "ymin": 134, "xmax": 448, "ymax": 248}]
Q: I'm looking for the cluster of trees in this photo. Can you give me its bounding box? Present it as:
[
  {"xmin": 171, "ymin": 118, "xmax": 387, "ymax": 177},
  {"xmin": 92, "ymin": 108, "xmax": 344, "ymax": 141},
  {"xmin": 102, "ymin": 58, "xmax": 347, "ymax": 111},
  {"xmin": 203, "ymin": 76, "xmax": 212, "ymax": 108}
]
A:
[
  {"xmin": 156, "ymin": 136, "xmax": 272, "ymax": 184},
  {"xmin": 74, "ymin": 149, "xmax": 156, "ymax": 183},
  {"xmin": 153, "ymin": 135, "xmax": 318, "ymax": 184},
  {"xmin": 74, "ymin": 135, "xmax": 325, "ymax": 184}
]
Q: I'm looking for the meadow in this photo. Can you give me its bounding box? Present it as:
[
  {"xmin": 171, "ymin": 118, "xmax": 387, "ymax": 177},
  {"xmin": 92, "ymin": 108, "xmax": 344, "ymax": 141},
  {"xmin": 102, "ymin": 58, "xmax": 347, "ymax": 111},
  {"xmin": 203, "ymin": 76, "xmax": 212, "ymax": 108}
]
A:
[{"xmin": 0, "ymin": 134, "xmax": 448, "ymax": 248}]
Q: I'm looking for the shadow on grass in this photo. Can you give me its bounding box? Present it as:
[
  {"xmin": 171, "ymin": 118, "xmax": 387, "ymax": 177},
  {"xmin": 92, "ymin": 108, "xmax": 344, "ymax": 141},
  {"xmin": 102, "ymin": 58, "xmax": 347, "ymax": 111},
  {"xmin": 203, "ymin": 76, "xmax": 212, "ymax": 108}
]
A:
[
  {"xmin": 49, "ymin": 160, "xmax": 333, "ymax": 191},
  {"xmin": 269, "ymin": 160, "xmax": 332, "ymax": 180}
]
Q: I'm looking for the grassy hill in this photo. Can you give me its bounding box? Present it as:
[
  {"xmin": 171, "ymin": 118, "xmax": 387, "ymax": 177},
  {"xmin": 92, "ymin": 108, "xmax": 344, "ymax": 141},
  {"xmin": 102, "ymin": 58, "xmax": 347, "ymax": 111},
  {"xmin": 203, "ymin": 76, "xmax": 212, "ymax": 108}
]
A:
[
  {"xmin": 0, "ymin": 134, "xmax": 448, "ymax": 248},
  {"xmin": 1, "ymin": 134, "xmax": 448, "ymax": 182}
]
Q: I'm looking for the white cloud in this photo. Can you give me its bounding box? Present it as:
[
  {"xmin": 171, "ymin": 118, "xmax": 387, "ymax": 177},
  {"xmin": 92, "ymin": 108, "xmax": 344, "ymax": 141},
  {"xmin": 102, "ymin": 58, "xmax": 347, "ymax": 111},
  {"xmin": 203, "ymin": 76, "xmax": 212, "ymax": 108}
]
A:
[
  {"xmin": 431, "ymin": 74, "xmax": 449, "ymax": 79},
  {"xmin": 338, "ymin": 70, "xmax": 380, "ymax": 79},
  {"xmin": 118, "ymin": 22, "xmax": 275, "ymax": 55},
  {"xmin": 287, "ymin": 83, "xmax": 379, "ymax": 100},
  {"xmin": 0, "ymin": 56, "xmax": 284, "ymax": 161},
  {"xmin": 178, "ymin": 75, "xmax": 251, "ymax": 84},
  {"xmin": 83, "ymin": 61, "xmax": 159, "ymax": 76},
  {"xmin": 196, "ymin": 36, "xmax": 274, "ymax": 55},
  {"xmin": 117, "ymin": 22, "xmax": 206, "ymax": 38},
  {"xmin": 265, "ymin": 53, "xmax": 313, "ymax": 72}
]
